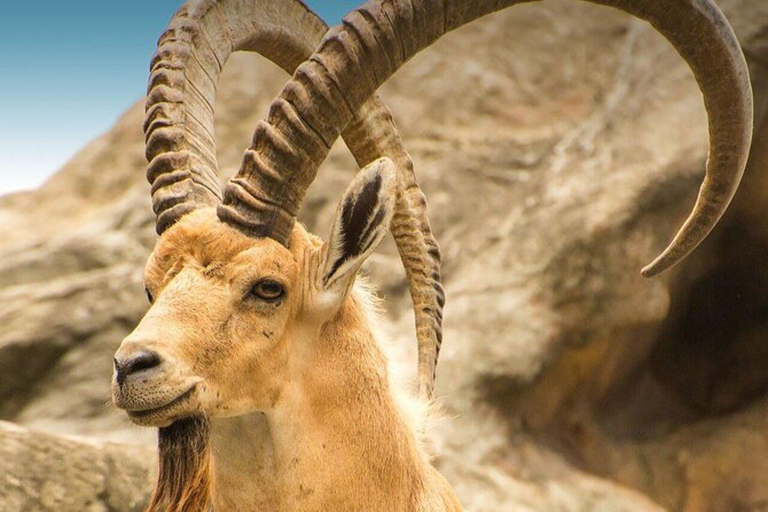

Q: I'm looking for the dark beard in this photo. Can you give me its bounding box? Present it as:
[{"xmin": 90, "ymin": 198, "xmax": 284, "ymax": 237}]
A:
[{"xmin": 147, "ymin": 416, "xmax": 213, "ymax": 512}]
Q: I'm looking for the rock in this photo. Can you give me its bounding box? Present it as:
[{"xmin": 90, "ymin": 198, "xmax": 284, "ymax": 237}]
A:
[
  {"xmin": 2, "ymin": 1, "xmax": 768, "ymax": 510},
  {"xmin": 0, "ymin": 421, "xmax": 153, "ymax": 512}
]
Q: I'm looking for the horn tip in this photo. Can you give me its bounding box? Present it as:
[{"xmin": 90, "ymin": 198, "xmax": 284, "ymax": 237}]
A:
[
  {"xmin": 640, "ymin": 263, "xmax": 663, "ymax": 279},
  {"xmin": 641, "ymin": 251, "xmax": 675, "ymax": 279}
]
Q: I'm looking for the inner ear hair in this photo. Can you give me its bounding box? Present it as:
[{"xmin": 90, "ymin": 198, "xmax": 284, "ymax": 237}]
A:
[{"xmin": 323, "ymin": 158, "xmax": 397, "ymax": 289}]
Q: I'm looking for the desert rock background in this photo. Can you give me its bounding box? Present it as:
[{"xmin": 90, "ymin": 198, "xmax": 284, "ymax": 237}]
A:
[{"xmin": 2, "ymin": 1, "xmax": 768, "ymax": 510}]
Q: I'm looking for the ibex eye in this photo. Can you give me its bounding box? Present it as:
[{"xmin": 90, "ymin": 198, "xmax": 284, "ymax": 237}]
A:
[
  {"xmin": 251, "ymin": 280, "xmax": 285, "ymax": 302},
  {"xmin": 145, "ymin": 287, "xmax": 154, "ymax": 304}
]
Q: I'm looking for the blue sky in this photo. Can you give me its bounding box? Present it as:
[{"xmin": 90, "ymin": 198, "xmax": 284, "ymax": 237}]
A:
[{"xmin": 0, "ymin": 1, "xmax": 361, "ymax": 195}]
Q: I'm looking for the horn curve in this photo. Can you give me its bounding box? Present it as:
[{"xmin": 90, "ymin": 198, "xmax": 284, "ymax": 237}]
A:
[
  {"xmin": 145, "ymin": 0, "xmax": 331, "ymax": 234},
  {"xmin": 221, "ymin": 0, "xmax": 753, "ymax": 268},
  {"xmin": 146, "ymin": 0, "xmax": 444, "ymax": 398},
  {"xmin": 220, "ymin": 0, "xmax": 753, "ymax": 395}
]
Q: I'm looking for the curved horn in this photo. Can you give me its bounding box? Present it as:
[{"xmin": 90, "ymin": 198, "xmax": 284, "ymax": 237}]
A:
[
  {"xmin": 221, "ymin": 0, "xmax": 753, "ymax": 269},
  {"xmin": 220, "ymin": 0, "xmax": 753, "ymax": 396},
  {"xmin": 344, "ymin": 109, "xmax": 445, "ymax": 399},
  {"xmin": 147, "ymin": 0, "xmax": 444, "ymax": 397},
  {"xmin": 145, "ymin": 0, "xmax": 332, "ymax": 234}
]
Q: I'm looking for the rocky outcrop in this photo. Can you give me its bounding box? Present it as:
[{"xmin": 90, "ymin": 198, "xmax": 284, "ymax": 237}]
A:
[
  {"xmin": 2, "ymin": 1, "xmax": 768, "ymax": 510},
  {"xmin": 0, "ymin": 421, "xmax": 152, "ymax": 511}
]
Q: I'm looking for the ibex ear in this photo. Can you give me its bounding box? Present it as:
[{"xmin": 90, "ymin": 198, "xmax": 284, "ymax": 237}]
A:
[{"xmin": 320, "ymin": 158, "xmax": 398, "ymax": 294}]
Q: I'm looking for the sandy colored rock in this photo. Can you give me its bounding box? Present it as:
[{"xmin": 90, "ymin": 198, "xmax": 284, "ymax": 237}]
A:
[{"xmin": 0, "ymin": 421, "xmax": 153, "ymax": 512}]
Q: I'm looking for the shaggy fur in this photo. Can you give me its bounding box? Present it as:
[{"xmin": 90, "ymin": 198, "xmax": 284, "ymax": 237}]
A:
[{"xmin": 149, "ymin": 416, "xmax": 213, "ymax": 512}]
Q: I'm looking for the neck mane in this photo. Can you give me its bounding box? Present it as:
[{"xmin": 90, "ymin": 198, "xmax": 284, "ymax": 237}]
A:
[{"xmin": 205, "ymin": 285, "xmax": 450, "ymax": 511}]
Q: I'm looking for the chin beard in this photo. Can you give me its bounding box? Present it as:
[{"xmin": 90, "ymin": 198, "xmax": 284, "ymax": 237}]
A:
[{"xmin": 147, "ymin": 416, "xmax": 213, "ymax": 512}]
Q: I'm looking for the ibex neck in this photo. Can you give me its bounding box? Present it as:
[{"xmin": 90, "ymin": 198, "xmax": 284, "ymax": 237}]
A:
[
  {"xmin": 210, "ymin": 413, "xmax": 278, "ymax": 510},
  {"xmin": 209, "ymin": 378, "xmax": 429, "ymax": 510},
  {"xmin": 210, "ymin": 294, "xmax": 434, "ymax": 510}
]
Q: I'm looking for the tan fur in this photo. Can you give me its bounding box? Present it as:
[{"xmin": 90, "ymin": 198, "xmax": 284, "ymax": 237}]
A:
[{"xmin": 113, "ymin": 208, "xmax": 461, "ymax": 510}]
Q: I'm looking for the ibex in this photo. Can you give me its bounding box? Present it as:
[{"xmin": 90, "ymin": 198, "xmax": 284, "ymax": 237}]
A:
[{"xmin": 112, "ymin": 0, "xmax": 753, "ymax": 510}]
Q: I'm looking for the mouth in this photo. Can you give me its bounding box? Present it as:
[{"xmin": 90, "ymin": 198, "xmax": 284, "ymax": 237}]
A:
[{"xmin": 126, "ymin": 384, "xmax": 198, "ymax": 424}]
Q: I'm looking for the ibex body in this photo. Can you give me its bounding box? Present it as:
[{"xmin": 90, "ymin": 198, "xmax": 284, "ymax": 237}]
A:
[{"xmin": 112, "ymin": 0, "xmax": 753, "ymax": 510}]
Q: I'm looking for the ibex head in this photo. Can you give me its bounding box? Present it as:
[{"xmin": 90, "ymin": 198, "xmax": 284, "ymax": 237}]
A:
[{"xmin": 113, "ymin": 160, "xmax": 397, "ymax": 426}]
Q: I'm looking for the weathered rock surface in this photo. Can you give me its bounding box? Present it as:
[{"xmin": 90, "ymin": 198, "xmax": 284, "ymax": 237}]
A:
[
  {"xmin": 2, "ymin": 1, "xmax": 768, "ymax": 510},
  {"xmin": 0, "ymin": 421, "xmax": 153, "ymax": 511}
]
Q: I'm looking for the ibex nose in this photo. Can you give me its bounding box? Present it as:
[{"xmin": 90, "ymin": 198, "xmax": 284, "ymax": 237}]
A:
[{"xmin": 114, "ymin": 350, "xmax": 162, "ymax": 386}]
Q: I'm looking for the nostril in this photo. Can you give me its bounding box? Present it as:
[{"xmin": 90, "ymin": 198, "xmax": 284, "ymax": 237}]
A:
[
  {"xmin": 128, "ymin": 350, "xmax": 162, "ymax": 373},
  {"xmin": 115, "ymin": 350, "xmax": 162, "ymax": 386}
]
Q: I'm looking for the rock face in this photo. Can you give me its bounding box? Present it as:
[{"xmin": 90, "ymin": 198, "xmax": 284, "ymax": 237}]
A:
[
  {"xmin": 2, "ymin": 1, "xmax": 768, "ymax": 510},
  {"xmin": 0, "ymin": 421, "xmax": 153, "ymax": 511}
]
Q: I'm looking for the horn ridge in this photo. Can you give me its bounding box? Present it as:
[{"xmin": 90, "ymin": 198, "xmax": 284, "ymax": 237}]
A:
[{"xmin": 224, "ymin": 0, "xmax": 753, "ymax": 396}]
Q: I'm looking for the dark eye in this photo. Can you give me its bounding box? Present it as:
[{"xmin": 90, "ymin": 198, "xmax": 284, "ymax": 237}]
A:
[
  {"xmin": 145, "ymin": 287, "xmax": 154, "ymax": 304},
  {"xmin": 250, "ymin": 280, "xmax": 285, "ymax": 302}
]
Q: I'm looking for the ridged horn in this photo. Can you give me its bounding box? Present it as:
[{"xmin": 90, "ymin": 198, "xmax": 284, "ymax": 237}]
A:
[
  {"xmin": 145, "ymin": 0, "xmax": 330, "ymax": 234},
  {"xmin": 344, "ymin": 106, "xmax": 445, "ymax": 399},
  {"xmin": 147, "ymin": 0, "xmax": 444, "ymax": 397},
  {"xmin": 220, "ymin": 0, "xmax": 753, "ymax": 396}
]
